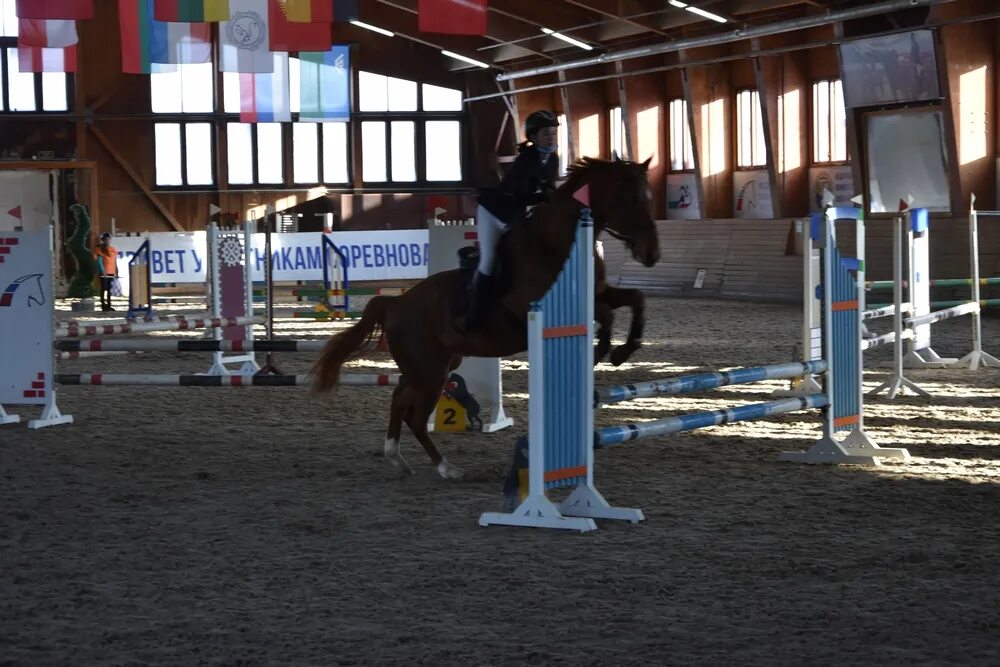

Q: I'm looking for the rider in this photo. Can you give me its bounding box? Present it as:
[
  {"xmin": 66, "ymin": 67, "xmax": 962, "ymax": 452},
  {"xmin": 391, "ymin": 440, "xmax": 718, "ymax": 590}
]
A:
[{"xmin": 463, "ymin": 110, "xmax": 561, "ymax": 330}]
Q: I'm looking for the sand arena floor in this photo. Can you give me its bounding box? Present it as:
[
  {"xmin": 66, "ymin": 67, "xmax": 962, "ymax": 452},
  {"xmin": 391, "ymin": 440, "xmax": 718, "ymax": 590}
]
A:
[{"xmin": 3, "ymin": 294, "xmax": 999, "ymax": 665}]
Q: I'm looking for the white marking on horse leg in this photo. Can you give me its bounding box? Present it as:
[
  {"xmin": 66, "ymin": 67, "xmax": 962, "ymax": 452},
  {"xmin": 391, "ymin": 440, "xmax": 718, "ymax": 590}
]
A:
[
  {"xmin": 437, "ymin": 459, "xmax": 464, "ymax": 480},
  {"xmin": 384, "ymin": 437, "xmax": 412, "ymax": 474}
]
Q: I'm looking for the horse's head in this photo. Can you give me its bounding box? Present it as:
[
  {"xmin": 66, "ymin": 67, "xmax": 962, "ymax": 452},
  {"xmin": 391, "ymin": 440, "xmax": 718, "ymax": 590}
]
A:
[{"xmin": 565, "ymin": 157, "xmax": 661, "ymax": 267}]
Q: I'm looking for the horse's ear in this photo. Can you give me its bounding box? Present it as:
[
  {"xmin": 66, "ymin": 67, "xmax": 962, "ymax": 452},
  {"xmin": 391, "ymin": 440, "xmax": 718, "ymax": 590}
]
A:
[{"xmin": 641, "ymin": 157, "xmax": 652, "ymax": 171}]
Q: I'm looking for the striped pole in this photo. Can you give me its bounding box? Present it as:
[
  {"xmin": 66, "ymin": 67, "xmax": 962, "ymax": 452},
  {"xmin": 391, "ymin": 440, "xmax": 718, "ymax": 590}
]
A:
[
  {"xmin": 56, "ymin": 373, "xmax": 399, "ymax": 387},
  {"xmin": 292, "ymin": 310, "xmax": 366, "ymax": 319},
  {"xmin": 253, "ymin": 287, "xmax": 407, "ymax": 297},
  {"xmin": 55, "ymin": 316, "xmax": 263, "ymax": 339},
  {"xmin": 866, "ymin": 276, "xmax": 1000, "ymax": 290},
  {"xmin": 597, "ymin": 395, "xmax": 829, "ymax": 447},
  {"xmin": 906, "ymin": 301, "xmax": 979, "ymax": 329},
  {"xmin": 596, "ymin": 361, "xmax": 828, "ymax": 406},
  {"xmin": 55, "ymin": 339, "xmax": 327, "ymax": 353},
  {"xmin": 56, "ymin": 350, "xmax": 145, "ymax": 360},
  {"xmin": 868, "ymin": 299, "xmax": 1000, "ymax": 310},
  {"xmin": 57, "ymin": 312, "xmax": 218, "ymax": 330}
]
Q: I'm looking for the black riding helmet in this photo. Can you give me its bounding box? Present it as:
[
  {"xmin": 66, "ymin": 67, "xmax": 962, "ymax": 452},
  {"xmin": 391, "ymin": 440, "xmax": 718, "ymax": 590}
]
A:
[{"xmin": 524, "ymin": 110, "xmax": 559, "ymax": 142}]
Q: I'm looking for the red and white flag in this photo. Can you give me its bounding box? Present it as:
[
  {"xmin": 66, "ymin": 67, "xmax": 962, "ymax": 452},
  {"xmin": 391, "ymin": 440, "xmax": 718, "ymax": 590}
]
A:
[
  {"xmin": 17, "ymin": 19, "xmax": 78, "ymax": 48},
  {"xmin": 418, "ymin": 0, "xmax": 487, "ymax": 35},
  {"xmin": 18, "ymin": 45, "xmax": 78, "ymax": 72},
  {"xmin": 15, "ymin": 0, "xmax": 93, "ymax": 19}
]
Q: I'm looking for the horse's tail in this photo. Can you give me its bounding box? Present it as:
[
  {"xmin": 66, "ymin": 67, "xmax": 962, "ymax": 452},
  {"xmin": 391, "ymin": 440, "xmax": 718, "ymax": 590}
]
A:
[{"xmin": 311, "ymin": 296, "xmax": 392, "ymax": 393}]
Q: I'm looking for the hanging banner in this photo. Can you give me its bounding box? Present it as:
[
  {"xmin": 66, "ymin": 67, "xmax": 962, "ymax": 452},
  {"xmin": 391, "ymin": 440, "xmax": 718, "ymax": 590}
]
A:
[
  {"xmin": 733, "ymin": 171, "xmax": 774, "ymax": 219},
  {"xmin": 808, "ymin": 165, "xmax": 855, "ymax": 213},
  {"xmin": 666, "ymin": 173, "xmax": 700, "ymax": 220},
  {"xmin": 110, "ymin": 229, "xmax": 431, "ymax": 285}
]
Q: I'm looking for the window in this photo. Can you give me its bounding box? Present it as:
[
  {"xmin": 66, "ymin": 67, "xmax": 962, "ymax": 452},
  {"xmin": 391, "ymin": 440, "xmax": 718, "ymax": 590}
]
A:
[
  {"xmin": 224, "ymin": 63, "xmax": 350, "ymax": 187},
  {"xmin": 668, "ymin": 98, "xmax": 693, "ymax": 171},
  {"xmin": 1, "ymin": 47, "xmax": 70, "ymax": 112},
  {"xmin": 2, "ymin": 1, "xmax": 71, "ymax": 112},
  {"xmin": 422, "ymin": 83, "xmax": 462, "ymax": 111},
  {"xmin": 736, "ymin": 89, "xmax": 766, "ymax": 168},
  {"xmin": 812, "ymin": 80, "xmax": 847, "ymax": 163},
  {"xmin": 610, "ymin": 106, "xmax": 627, "ymax": 159},
  {"xmin": 226, "ymin": 122, "xmax": 283, "ymax": 185},
  {"xmin": 425, "ymin": 121, "xmax": 461, "ymax": 181},
  {"xmin": 151, "ymin": 63, "xmax": 214, "ymax": 186},
  {"xmin": 292, "ymin": 122, "xmax": 350, "ymax": 185},
  {"xmin": 357, "ymin": 70, "xmax": 463, "ymax": 184}
]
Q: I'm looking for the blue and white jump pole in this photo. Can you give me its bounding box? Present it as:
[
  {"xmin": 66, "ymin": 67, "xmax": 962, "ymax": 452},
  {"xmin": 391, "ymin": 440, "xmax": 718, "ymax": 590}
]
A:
[
  {"xmin": 479, "ymin": 209, "xmax": 908, "ymax": 532},
  {"xmin": 479, "ymin": 208, "xmax": 643, "ymax": 532}
]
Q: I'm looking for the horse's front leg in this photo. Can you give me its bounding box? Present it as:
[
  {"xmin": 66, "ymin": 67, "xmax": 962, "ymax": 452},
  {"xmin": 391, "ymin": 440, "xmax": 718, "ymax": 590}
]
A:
[
  {"xmin": 601, "ymin": 286, "xmax": 647, "ymax": 366},
  {"xmin": 594, "ymin": 300, "xmax": 614, "ymax": 365}
]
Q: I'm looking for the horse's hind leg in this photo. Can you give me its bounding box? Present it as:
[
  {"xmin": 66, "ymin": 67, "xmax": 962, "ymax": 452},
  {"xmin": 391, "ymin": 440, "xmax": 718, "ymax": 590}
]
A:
[
  {"xmin": 602, "ymin": 286, "xmax": 647, "ymax": 366},
  {"xmin": 403, "ymin": 381, "xmax": 464, "ymax": 480},
  {"xmin": 384, "ymin": 383, "xmax": 414, "ymax": 475},
  {"xmin": 594, "ymin": 300, "xmax": 614, "ymax": 365}
]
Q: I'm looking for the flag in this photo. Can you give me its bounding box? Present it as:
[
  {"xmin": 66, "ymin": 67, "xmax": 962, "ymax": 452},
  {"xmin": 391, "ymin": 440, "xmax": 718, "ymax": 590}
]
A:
[
  {"xmin": 268, "ymin": 0, "xmax": 331, "ymax": 51},
  {"xmin": 15, "ymin": 0, "xmax": 93, "ymax": 19},
  {"xmin": 332, "ymin": 0, "xmax": 357, "ymax": 22},
  {"xmin": 8, "ymin": 206, "xmax": 23, "ymax": 220},
  {"xmin": 220, "ymin": 0, "xmax": 273, "ymax": 72},
  {"xmin": 239, "ymin": 51, "xmax": 290, "ymax": 122},
  {"xmin": 279, "ymin": 0, "xmax": 331, "ymax": 22},
  {"xmin": 18, "ymin": 45, "xmax": 78, "ymax": 72},
  {"xmin": 120, "ymin": 0, "xmax": 210, "ymax": 72},
  {"xmin": 417, "ymin": 0, "xmax": 486, "ymax": 35},
  {"xmin": 154, "ymin": 0, "xmax": 229, "ymax": 21},
  {"xmin": 17, "ymin": 19, "xmax": 78, "ymax": 48},
  {"xmin": 299, "ymin": 45, "xmax": 349, "ymax": 121}
]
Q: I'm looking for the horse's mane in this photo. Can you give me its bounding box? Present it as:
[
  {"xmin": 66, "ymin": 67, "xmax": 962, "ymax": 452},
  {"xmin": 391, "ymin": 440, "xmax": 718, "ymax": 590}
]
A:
[{"xmin": 558, "ymin": 157, "xmax": 613, "ymax": 195}]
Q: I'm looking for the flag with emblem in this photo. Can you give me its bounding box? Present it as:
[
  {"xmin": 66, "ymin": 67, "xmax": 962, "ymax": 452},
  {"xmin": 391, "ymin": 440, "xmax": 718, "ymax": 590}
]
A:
[
  {"xmin": 278, "ymin": 0, "xmax": 331, "ymax": 22},
  {"xmin": 268, "ymin": 0, "xmax": 331, "ymax": 51},
  {"xmin": 220, "ymin": 0, "xmax": 272, "ymax": 72},
  {"xmin": 153, "ymin": 0, "xmax": 230, "ymax": 22},
  {"xmin": 298, "ymin": 45, "xmax": 349, "ymax": 121}
]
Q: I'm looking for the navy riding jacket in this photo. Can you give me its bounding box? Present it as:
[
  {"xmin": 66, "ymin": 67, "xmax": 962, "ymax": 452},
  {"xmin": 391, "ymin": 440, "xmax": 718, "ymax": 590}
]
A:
[{"xmin": 478, "ymin": 144, "xmax": 559, "ymax": 225}]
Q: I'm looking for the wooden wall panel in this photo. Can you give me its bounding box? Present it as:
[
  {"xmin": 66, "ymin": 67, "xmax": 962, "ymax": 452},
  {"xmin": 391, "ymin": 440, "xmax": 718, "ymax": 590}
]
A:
[
  {"xmin": 940, "ymin": 20, "xmax": 996, "ymax": 210},
  {"xmin": 686, "ymin": 54, "xmax": 732, "ymax": 218}
]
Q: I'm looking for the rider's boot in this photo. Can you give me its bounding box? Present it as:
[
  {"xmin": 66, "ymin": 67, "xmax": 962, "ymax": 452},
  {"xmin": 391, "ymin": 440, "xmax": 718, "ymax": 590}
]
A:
[{"xmin": 459, "ymin": 270, "xmax": 493, "ymax": 332}]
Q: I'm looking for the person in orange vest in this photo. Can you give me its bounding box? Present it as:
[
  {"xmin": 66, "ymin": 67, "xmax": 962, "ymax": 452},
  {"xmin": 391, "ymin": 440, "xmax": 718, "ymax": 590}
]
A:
[{"xmin": 93, "ymin": 232, "xmax": 119, "ymax": 312}]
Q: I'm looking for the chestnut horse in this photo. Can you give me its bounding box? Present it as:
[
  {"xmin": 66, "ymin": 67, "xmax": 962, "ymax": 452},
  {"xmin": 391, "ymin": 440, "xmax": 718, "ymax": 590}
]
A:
[{"xmin": 311, "ymin": 158, "xmax": 661, "ymax": 479}]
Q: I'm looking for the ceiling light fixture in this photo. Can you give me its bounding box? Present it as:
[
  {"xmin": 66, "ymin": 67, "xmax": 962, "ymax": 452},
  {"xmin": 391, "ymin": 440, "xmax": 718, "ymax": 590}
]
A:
[
  {"xmin": 685, "ymin": 6, "xmax": 727, "ymax": 23},
  {"xmin": 668, "ymin": 0, "xmax": 688, "ymax": 7},
  {"xmin": 441, "ymin": 50, "xmax": 490, "ymax": 68},
  {"xmin": 349, "ymin": 20, "xmax": 395, "ymax": 37},
  {"xmin": 541, "ymin": 27, "xmax": 594, "ymax": 51}
]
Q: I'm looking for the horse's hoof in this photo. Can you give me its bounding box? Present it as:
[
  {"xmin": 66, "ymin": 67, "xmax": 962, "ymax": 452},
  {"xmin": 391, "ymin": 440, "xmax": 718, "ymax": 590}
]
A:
[
  {"xmin": 437, "ymin": 460, "xmax": 464, "ymax": 480},
  {"xmin": 386, "ymin": 454, "xmax": 414, "ymax": 476},
  {"xmin": 610, "ymin": 344, "xmax": 639, "ymax": 366}
]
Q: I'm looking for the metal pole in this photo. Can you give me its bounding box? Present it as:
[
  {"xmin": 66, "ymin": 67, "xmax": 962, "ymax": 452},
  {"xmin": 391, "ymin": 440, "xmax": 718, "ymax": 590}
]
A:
[{"xmin": 495, "ymin": 0, "xmax": 947, "ymax": 82}]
